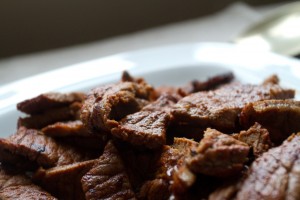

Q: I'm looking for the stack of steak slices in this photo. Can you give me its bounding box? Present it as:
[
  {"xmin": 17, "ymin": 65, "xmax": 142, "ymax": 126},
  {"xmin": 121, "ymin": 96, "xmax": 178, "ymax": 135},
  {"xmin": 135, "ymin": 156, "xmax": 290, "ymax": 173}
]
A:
[{"xmin": 0, "ymin": 71, "xmax": 299, "ymax": 200}]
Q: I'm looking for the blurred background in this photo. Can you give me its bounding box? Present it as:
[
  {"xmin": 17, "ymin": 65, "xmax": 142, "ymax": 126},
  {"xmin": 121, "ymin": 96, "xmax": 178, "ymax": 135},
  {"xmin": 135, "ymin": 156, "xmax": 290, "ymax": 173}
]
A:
[{"xmin": 0, "ymin": 0, "xmax": 296, "ymax": 85}]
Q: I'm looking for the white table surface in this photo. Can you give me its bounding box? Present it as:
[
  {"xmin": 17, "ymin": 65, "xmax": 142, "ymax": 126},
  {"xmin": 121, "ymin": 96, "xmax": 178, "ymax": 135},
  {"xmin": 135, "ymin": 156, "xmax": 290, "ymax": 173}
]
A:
[{"xmin": 0, "ymin": 2, "xmax": 282, "ymax": 86}]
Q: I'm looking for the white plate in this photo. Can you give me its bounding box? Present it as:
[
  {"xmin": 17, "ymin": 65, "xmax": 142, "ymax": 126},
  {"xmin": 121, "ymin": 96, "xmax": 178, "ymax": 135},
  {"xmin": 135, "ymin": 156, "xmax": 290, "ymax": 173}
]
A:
[{"xmin": 0, "ymin": 42, "xmax": 300, "ymax": 137}]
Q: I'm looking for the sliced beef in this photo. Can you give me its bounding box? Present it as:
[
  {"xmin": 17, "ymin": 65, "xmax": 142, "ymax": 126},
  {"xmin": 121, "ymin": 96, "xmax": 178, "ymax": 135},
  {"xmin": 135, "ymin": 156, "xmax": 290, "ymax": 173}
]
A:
[
  {"xmin": 0, "ymin": 127, "xmax": 92, "ymax": 168},
  {"xmin": 18, "ymin": 102, "xmax": 82, "ymax": 129},
  {"xmin": 187, "ymin": 128, "xmax": 249, "ymax": 177},
  {"xmin": 81, "ymin": 82, "xmax": 154, "ymax": 132},
  {"xmin": 138, "ymin": 138, "xmax": 198, "ymax": 200},
  {"xmin": 262, "ymin": 74, "xmax": 279, "ymax": 85},
  {"xmin": 33, "ymin": 160, "xmax": 96, "ymax": 200},
  {"xmin": 171, "ymin": 83, "xmax": 295, "ymax": 132},
  {"xmin": 240, "ymin": 99, "xmax": 300, "ymax": 144},
  {"xmin": 81, "ymin": 141, "xmax": 136, "ymax": 200},
  {"xmin": 0, "ymin": 167, "xmax": 57, "ymax": 200},
  {"xmin": 233, "ymin": 122, "xmax": 273, "ymax": 158},
  {"xmin": 179, "ymin": 72, "xmax": 234, "ymax": 96},
  {"xmin": 142, "ymin": 93, "xmax": 178, "ymax": 112},
  {"xmin": 17, "ymin": 92, "xmax": 85, "ymax": 114},
  {"xmin": 111, "ymin": 110, "xmax": 169, "ymax": 149},
  {"xmin": 235, "ymin": 133, "xmax": 300, "ymax": 200},
  {"xmin": 42, "ymin": 120, "xmax": 93, "ymax": 137}
]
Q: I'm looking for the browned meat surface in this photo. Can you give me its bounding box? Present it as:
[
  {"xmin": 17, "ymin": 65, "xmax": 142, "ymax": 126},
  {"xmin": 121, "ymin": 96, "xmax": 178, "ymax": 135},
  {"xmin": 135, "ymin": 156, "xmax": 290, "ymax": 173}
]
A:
[
  {"xmin": 17, "ymin": 92, "xmax": 85, "ymax": 114},
  {"xmin": 121, "ymin": 71, "xmax": 146, "ymax": 84},
  {"xmin": 81, "ymin": 82, "xmax": 153, "ymax": 132},
  {"xmin": 234, "ymin": 122, "xmax": 272, "ymax": 158},
  {"xmin": 235, "ymin": 133, "xmax": 300, "ymax": 200},
  {"xmin": 179, "ymin": 72, "xmax": 234, "ymax": 96},
  {"xmin": 142, "ymin": 94, "xmax": 178, "ymax": 112},
  {"xmin": 41, "ymin": 120, "xmax": 92, "ymax": 137},
  {"xmin": 33, "ymin": 160, "xmax": 96, "ymax": 200},
  {"xmin": 172, "ymin": 83, "xmax": 295, "ymax": 132},
  {"xmin": 138, "ymin": 138, "xmax": 198, "ymax": 199},
  {"xmin": 187, "ymin": 128, "xmax": 249, "ymax": 177},
  {"xmin": 0, "ymin": 127, "xmax": 92, "ymax": 168},
  {"xmin": 154, "ymin": 85, "xmax": 181, "ymax": 99},
  {"xmin": 18, "ymin": 102, "xmax": 82, "ymax": 129},
  {"xmin": 111, "ymin": 111, "xmax": 169, "ymax": 149},
  {"xmin": 81, "ymin": 141, "xmax": 136, "ymax": 200},
  {"xmin": 0, "ymin": 167, "xmax": 57, "ymax": 200},
  {"xmin": 208, "ymin": 178, "xmax": 241, "ymax": 200},
  {"xmin": 262, "ymin": 74, "xmax": 279, "ymax": 85},
  {"xmin": 240, "ymin": 99, "xmax": 300, "ymax": 144}
]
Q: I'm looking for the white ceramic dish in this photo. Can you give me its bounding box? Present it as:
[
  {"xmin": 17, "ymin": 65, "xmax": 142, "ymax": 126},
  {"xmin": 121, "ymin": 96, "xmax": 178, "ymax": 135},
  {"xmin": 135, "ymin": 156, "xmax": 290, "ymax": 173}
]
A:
[{"xmin": 0, "ymin": 42, "xmax": 299, "ymax": 137}]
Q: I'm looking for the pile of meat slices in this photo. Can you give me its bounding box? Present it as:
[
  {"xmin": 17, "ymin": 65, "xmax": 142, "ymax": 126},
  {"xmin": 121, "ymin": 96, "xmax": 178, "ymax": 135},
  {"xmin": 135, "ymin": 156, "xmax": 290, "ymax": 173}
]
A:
[{"xmin": 0, "ymin": 71, "xmax": 300, "ymax": 200}]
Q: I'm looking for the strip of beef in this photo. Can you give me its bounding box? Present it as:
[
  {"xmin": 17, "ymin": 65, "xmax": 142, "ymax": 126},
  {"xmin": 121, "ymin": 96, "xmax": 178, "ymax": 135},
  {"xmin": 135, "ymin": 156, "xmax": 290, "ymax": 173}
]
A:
[
  {"xmin": 81, "ymin": 141, "xmax": 136, "ymax": 200},
  {"xmin": 138, "ymin": 138, "xmax": 198, "ymax": 200},
  {"xmin": 18, "ymin": 102, "xmax": 82, "ymax": 129},
  {"xmin": 0, "ymin": 167, "xmax": 57, "ymax": 200},
  {"xmin": 240, "ymin": 99, "xmax": 300, "ymax": 144},
  {"xmin": 111, "ymin": 110, "xmax": 169, "ymax": 149},
  {"xmin": 81, "ymin": 81, "xmax": 154, "ymax": 132},
  {"xmin": 235, "ymin": 133, "xmax": 300, "ymax": 200},
  {"xmin": 17, "ymin": 92, "xmax": 85, "ymax": 114},
  {"xmin": 0, "ymin": 127, "xmax": 93, "ymax": 169},
  {"xmin": 179, "ymin": 72, "xmax": 234, "ymax": 96},
  {"xmin": 33, "ymin": 160, "xmax": 96, "ymax": 200},
  {"xmin": 233, "ymin": 122, "xmax": 273, "ymax": 158},
  {"xmin": 171, "ymin": 83, "xmax": 295, "ymax": 132},
  {"xmin": 187, "ymin": 128, "xmax": 249, "ymax": 177},
  {"xmin": 41, "ymin": 120, "xmax": 92, "ymax": 137},
  {"xmin": 142, "ymin": 93, "xmax": 179, "ymax": 112}
]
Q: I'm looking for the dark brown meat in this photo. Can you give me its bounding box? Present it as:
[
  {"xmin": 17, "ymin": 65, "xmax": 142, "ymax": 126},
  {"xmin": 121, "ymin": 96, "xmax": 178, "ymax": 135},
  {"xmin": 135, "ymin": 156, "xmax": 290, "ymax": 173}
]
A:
[
  {"xmin": 18, "ymin": 102, "xmax": 82, "ymax": 129},
  {"xmin": 138, "ymin": 138, "xmax": 198, "ymax": 200},
  {"xmin": 0, "ymin": 167, "xmax": 57, "ymax": 200},
  {"xmin": 121, "ymin": 71, "xmax": 145, "ymax": 84},
  {"xmin": 240, "ymin": 99, "xmax": 300, "ymax": 144},
  {"xmin": 262, "ymin": 74, "xmax": 279, "ymax": 85},
  {"xmin": 208, "ymin": 178, "xmax": 241, "ymax": 200},
  {"xmin": 187, "ymin": 128, "xmax": 249, "ymax": 177},
  {"xmin": 111, "ymin": 110, "xmax": 169, "ymax": 149},
  {"xmin": 234, "ymin": 122, "xmax": 273, "ymax": 158},
  {"xmin": 235, "ymin": 133, "xmax": 300, "ymax": 200},
  {"xmin": 172, "ymin": 83, "xmax": 295, "ymax": 132},
  {"xmin": 33, "ymin": 160, "xmax": 96, "ymax": 200},
  {"xmin": 17, "ymin": 92, "xmax": 85, "ymax": 114},
  {"xmin": 0, "ymin": 127, "xmax": 92, "ymax": 168},
  {"xmin": 81, "ymin": 82, "xmax": 154, "ymax": 132},
  {"xmin": 142, "ymin": 93, "xmax": 178, "ymax": 112},
  {"xmin": 179, "ymin": 72, "xmax": 234, "ymax": 96},
  {"xmin": 81, "ymin": 141, "xmax": 136, "ymax": 200},
  {"xmin": 41, "ymin": 120, "xmax": 93, "ymax": 137}
]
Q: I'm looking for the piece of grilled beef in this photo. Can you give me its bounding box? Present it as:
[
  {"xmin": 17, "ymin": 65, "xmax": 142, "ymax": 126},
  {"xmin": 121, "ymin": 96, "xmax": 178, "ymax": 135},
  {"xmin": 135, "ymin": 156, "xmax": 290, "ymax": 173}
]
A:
[
  {"xmin": 0, "ymin": 166, "xmax": 57, "ymax": 200},
  {"xmin": 0, "ymin": 127, "xmax": 93, "ymax": 169},
  {"xmin": 171, "ymin": 83, "xmax": 294, "ymax": 134},
  {"xmin": 18, "ymin": 102, "xmax": 82, "ymax": 129},
  {"xmin": 235, "ymin": 133, "xmax": 300, "ymax": 200},
  {"xmin": 240, "ymin": 99, "xmax": 300, "ymax": 144},
  {"xmin": 33, "ymin": 160, "xmax": 96, "ymax": 200},
  {"xmin": 81, "ymin": 82, "xmax": 154, "ymax": 133},
  {"xmin": 81, "ymin": 141, "xmax": 136, "ymax": 200},
  {"xmin": 233, "ymin": 122, "xmax": 273, "ymax": 158},
  {"xmin": 17, "ymin": 92, "xmax": 85, "ymax": 115}
]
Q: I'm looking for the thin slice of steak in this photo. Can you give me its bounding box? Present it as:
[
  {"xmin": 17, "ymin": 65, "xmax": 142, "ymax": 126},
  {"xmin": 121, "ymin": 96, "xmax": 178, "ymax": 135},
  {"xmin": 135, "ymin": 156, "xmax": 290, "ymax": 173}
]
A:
[
  {"xmin": 240, "ymin": 99, "xmax": 300, "ymax": 144},
  {"xmin": 81, "ymin": 141, "xmax": 136, "ymax": 200},
  {"xmin": 233, "ymin": 122, "xmax": 273, "ymax": 158},
  {"xmin": 111, "ymin": 110, "xmax": 169, "ymax": 149},
  {"xmin": 235, "ymin": 133, "xmax": 300, "ymax": 200},
  {"xmin": 187, "ymin": 128, "xmax": 249, "ymax": 177},
  {"xmin": 81, "ymin": 82, "xmax": 154, "ymax": 132},
  {"xmin": 171, "ymin": 83, "xmax": 295, "ymax": 132},
  {"xmin": 0, "ymin": 127, "xmax": 93, "ymax": 168},
  {"xmin": 18, "ymin": 102, "xmax": 82, "ymax": 129},
  {"xmin": 0, "ymin": 167, "xmax": 57, "ymax": 200},
  {"xmin": 17, "ymin": 92, "xmax": 85, "ymax": 114},
  {"xmin": 33, "ymin": 160, "xmax": 96, "ymax": 200}
]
